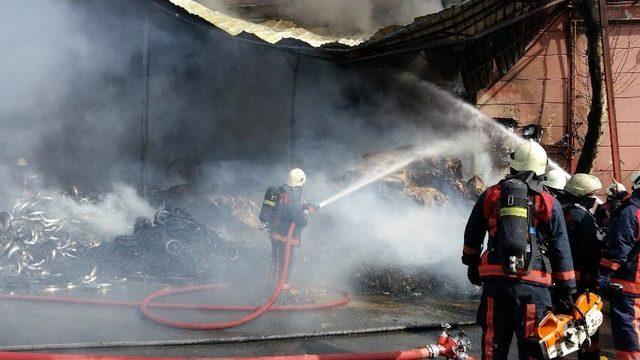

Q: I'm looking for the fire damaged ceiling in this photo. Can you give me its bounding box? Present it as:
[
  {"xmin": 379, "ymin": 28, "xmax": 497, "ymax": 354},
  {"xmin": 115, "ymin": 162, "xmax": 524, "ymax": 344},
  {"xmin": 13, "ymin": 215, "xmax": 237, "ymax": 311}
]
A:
[{"xmin": 163, "ymin": 0, "xmax": 572, "ymax": 95}]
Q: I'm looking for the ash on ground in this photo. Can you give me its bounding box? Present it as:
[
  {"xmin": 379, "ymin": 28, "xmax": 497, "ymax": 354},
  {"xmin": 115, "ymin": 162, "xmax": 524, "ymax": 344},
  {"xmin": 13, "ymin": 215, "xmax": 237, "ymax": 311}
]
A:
[{"xmin": 354, "ymin": 264, "xmax": 480, "ymax": 299}]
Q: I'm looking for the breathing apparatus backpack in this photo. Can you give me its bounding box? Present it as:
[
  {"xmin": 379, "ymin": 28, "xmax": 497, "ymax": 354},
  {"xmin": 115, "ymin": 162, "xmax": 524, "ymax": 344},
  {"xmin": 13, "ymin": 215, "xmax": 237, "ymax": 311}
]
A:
[
  {"xmin": 259, "ymin": 186, "xmax": 281, "ymax": 227},
  {"xmin": 497, "ymin": 178, "xmax": 539, "ymax": 275}
]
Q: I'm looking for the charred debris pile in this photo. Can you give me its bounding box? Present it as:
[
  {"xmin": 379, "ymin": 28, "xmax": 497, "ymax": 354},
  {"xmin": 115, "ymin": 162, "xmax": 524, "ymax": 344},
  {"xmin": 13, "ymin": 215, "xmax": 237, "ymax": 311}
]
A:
[
  {"xmin": 333, "ymin": 147, "xmax": 485, "ymax": 298},
  {"xmin": 0, "ymin": 151, "xmax": 485, "ymax": 297}
]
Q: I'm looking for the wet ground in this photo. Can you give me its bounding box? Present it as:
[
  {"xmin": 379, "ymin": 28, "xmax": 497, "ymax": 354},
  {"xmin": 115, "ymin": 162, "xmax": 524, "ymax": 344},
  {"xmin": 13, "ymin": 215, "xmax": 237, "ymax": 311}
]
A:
[{"xmin": 0, "ymin": 282, "xmax": 617, "ymax": 359}]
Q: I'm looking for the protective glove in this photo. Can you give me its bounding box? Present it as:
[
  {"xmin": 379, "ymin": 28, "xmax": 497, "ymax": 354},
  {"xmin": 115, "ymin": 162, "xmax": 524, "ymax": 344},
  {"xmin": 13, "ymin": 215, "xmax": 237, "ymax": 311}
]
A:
[
  {"xmin": 597, "ymin": 274, "xmax": 611, "ymax": 292},
  {"xmin": 467, "ymin": 265, "xmax": 482, "ymax": 286},
  {"xmin": 553, "ymin": 293, "xmax": 574, "ymax": 315}
]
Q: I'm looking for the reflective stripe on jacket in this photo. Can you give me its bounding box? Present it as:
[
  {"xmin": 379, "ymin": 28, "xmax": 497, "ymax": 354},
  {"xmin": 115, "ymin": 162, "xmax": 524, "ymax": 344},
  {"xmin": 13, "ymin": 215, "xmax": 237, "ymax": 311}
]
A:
[{"xmin": 463, "ymin": 182, "xmax": 576, "ymax": 293}]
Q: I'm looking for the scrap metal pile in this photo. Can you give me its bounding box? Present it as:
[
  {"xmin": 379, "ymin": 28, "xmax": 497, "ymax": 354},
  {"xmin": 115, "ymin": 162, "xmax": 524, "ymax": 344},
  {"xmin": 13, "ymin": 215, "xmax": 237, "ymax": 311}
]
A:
[
  {"xmin": 0, "ymin": 193, "xmax": 103, "ymax": 286},
  {"xmin": 0, "ymin": 190, "xmax": 236, "ymax": 288}
]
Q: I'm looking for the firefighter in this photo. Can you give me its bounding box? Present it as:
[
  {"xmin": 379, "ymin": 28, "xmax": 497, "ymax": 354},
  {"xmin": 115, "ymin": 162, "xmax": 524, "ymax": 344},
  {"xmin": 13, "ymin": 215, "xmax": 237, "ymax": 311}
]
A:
[
  {"xmin": 598, "ymin": 172, "xmax": 640, "ymax": 360},
  {"xmin": 542, "ymin": 169, "xmax": 567, "ymax": 198},
  {"xmin": 562, "ymin": 173, "xmax": 603, "ymax": 360},
  {"xmin": 595, "ymin": 181, "xmax": 630, "ymax": 231},
  {"xmin": 265, "ymin": 168, "xmax": 315, "ymax": 289},
  {"xmin": 462, "ymin": 140, "xmax": 576, "ymax": 360}
]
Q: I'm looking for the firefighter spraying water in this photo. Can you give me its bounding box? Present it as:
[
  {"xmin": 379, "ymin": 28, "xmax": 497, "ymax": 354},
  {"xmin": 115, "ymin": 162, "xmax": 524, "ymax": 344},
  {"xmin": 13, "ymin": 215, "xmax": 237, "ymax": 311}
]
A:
[{"xmin": 260, "ymin": 168, "xmax": 318, "ymax": 290}]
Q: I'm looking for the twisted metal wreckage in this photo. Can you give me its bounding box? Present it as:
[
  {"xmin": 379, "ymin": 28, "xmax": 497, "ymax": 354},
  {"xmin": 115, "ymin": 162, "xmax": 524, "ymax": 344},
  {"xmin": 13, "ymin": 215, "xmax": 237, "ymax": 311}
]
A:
[{"xmin": 0, "ymin": 190, "xmax": 235, "ymax": 289}]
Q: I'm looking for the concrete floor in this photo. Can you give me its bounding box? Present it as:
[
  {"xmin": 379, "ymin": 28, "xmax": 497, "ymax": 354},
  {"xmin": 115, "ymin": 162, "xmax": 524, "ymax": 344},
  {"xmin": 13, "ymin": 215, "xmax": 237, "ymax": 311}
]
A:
[{"xmin": 0, "ymin": 282, "xmax": 618, "ymax": 359}]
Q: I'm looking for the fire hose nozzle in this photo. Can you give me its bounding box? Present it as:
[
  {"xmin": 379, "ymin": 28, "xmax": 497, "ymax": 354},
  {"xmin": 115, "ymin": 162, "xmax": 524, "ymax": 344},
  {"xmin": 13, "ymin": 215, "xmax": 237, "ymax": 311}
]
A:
[
  {"xmin": 422, "ymin": 324, "xmax": 476, "ymax": 360},
  {"xmin": 303, "ymin": 203, "xmax": 319, "ymax": 215}
]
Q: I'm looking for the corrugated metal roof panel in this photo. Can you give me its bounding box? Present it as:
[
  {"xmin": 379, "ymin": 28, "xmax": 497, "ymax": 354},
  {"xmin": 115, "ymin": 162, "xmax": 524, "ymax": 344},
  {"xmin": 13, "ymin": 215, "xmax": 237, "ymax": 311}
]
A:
[{"xmin": 164, "ymin": 0, "xmax": 571, "ymax": 95}]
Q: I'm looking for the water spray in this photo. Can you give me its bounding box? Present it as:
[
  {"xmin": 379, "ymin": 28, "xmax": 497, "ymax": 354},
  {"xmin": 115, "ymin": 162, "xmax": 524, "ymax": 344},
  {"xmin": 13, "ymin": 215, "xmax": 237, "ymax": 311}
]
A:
[
  {"xmin": 419, "ymin": 82, "xmax": 569, "ymax": 179},
  {"xmin": 319, "ymin": 83, "xmax": 570, "ymax": 209},
  {"xmin": 318, "ymin": 134, "xmax": 479, "ymax": 208}
]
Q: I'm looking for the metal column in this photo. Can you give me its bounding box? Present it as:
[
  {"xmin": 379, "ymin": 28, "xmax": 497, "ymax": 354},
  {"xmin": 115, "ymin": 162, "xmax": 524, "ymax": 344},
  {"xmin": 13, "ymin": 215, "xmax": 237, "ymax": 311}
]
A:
[
  {"xmin": 598, "ymin": 0, "xmax": 622, "ymax": 180},
  {"xmin": 289, "ymin": 55, "xmax": 300, "ymax": 168},
  {"xmin": 140, "ymin": 0, "xmax": 150, "ymax": 198}
]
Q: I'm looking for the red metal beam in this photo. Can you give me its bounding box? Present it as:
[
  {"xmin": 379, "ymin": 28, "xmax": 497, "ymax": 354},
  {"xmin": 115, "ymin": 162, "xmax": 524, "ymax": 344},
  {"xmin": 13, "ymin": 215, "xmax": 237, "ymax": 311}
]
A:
[
  {"xmin": 567, "ymin": 18, "xmax": 578, "ymax": 173},
  {"xmin": 598, "ymin": 0, "xmax": 622, "ymax": 180}
]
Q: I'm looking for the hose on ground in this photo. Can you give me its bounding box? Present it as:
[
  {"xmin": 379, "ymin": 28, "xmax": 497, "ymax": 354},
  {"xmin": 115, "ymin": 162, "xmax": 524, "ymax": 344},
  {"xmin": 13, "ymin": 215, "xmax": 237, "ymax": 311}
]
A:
[
  {"xmin": 0, "ymin": 349, "xmax": 436, "ymax": 360},
  {"xmin": 0, "ymin": 222, "xmax": 477, "ymax": 358},
  {"xmin": 0, "ymin": 223, "xmax": 350, "ymax": 331},
  {"xmin": 0, "ymin": 321, "xmax": 476, "ymax": 351}
]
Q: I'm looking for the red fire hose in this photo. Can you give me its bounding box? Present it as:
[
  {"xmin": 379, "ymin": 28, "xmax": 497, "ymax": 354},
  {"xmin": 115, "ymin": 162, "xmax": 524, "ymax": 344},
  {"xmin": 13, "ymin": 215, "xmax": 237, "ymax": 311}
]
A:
[
  {"xmin": 139, "ymin": 223, "xmax": 320, "ymax": 330},
  {"xmin": 0, "ymin": 224, "xmax": 351, "ymax": 330},
  {"xmin": 0, "ymin": 223, "xmax": 476, "ymax": 359},
  {"xmin": 0, "ymin": 349, "xmax": 433, "ymax": 360}
]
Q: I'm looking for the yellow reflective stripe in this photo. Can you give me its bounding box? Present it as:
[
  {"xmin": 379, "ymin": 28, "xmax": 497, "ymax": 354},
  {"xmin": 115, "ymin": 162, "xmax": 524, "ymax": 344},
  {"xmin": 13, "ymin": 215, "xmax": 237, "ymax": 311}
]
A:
[
  {"xmin": 499, "ymin": 207, "xmax": 528, "ymax": 217},
  {"xmin": 263, "ymin": 200, "xmax": 276, "ymax": 207}
]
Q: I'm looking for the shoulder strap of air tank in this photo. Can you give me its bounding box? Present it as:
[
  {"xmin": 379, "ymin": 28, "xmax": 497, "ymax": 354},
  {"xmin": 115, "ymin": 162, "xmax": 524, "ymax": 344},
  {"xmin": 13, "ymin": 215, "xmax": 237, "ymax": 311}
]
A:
[
  {"xmin": 483, "ymin": 185, "xmax": 501, "ymax": 237},
  {"xmin": 535, "ymin": 191, "xmax": 555, "ymax": 223},
  {"xmin": 533, "ymin": 192, "xmax": 555, "ymax": 272},
  {"xmin": 483, "ymin": 185, "xmax": 501, "ymax": 219},
  {"xmin": 524, "ymin": 193, "xmax": 538, "ymax": 275},
  {"xmin": 572, "ymin": 203, "xmax": 599, "ymax": 222}
]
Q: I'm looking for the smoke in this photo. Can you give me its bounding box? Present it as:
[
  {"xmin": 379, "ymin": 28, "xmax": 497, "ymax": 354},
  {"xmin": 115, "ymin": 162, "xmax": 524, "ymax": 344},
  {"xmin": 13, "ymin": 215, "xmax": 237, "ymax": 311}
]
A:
[
  {"xmin": 274, "ymin": 0, "xmax": 445, "ymax": 34},
  {"xmin": 59, "ymin": 184, "xmax": 157, "ymax": 238},
  {"xmin": 0, "ymin": 0, "xmax": 506, "ymax": 299},
  {"xmin": 194, "ymin": 0, "xmax": 445, "ymax": 35}
]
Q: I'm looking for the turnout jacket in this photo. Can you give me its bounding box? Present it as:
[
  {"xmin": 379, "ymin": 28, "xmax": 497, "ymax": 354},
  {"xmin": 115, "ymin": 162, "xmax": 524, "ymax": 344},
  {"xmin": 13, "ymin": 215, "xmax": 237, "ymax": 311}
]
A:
[
  {"xmin": 462, "ymin": 180, "xmax": 576, "ymax": 294},
  {"xmin": 600, "ymin": 195, "xmax": 640, "ymax": 296},
  {"xmin": 563, "ymin": 197, "xmax": 602, "ymax": 290},
  {"xmin": 269, "ymin": 185, "xmax": 308, "ymax": 246}
]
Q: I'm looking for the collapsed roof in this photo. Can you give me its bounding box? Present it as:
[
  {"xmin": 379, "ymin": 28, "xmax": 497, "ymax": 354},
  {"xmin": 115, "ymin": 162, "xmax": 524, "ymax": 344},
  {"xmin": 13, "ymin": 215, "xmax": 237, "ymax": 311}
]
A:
[{"xmin": 161, "ymin": 0, "xmax": 570, "ymax": 95}]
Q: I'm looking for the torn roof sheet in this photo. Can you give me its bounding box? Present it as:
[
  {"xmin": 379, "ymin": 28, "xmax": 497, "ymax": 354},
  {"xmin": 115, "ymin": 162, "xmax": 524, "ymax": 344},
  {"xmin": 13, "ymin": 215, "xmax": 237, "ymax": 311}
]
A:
[
  {"xmin": 168, "ymin": 0, "xmax": 569, "ymax": 53},
  {"xmin": 169, "ymin": 0, "xmax": 372, "ymax": 47},
  {"xmin": 164, "ymin": 0, "xmax": 570, "ymax": 94}
]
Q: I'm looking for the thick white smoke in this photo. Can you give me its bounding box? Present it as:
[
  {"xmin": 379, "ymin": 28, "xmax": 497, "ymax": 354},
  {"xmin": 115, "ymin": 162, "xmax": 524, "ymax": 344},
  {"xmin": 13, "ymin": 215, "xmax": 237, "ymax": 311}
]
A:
[
  {"xmin": 277, "ymin": 0, "xmax": 444, "ymax": 34},
  {"xmin": 0, "ymin": 1, "xmax": 506, "ymax": 297},
  {"xmin": 58, "ymin": 184, "xmax": 157, "ymax": 238},
  {"xmin": 197, "ymin": 0, "xmax": 445, "ymax": 34}
]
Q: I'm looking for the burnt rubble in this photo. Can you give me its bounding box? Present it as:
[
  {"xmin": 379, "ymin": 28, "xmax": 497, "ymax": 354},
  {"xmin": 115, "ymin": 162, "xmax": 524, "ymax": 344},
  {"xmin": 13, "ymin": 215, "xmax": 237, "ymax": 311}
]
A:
[
  {"xmin": 338, "ymin": 149, "xmax": 487, "ymax": 208},
  {"xmin": 100, "ymin": 208, "xmax": 235, "ymax": 279},
  {"xmin": 355, "ymin": 263, "xmax": 479, "ymax": 299}
]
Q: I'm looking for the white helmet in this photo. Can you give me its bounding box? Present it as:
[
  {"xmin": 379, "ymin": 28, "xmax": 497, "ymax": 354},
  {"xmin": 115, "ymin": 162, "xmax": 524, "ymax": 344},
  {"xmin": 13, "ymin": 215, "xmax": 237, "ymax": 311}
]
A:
[
  {"xmin": 286, "ymin": 168, "xmax": 306, "ymax": 187},
  {"xmin": 606, "ymin": 181, "xmax": 627, "ymax": 196},
  {"xmin": 542, "ymin": 169, "xmax": 567, "ymax": 190},
  {"xmin": 509, "ymin": 140, "xmax": 548, "ymax": 176},
  {"xmin": 16, "ymin": 158, "xmax": 28, "ymax": 167},
  {"xmin": 631, "ymin": 171, "xmax": 640, "ymax": 191},
  {"xmin": 564, "ymin": 173, "xmax": 602, "ymax": 197}
]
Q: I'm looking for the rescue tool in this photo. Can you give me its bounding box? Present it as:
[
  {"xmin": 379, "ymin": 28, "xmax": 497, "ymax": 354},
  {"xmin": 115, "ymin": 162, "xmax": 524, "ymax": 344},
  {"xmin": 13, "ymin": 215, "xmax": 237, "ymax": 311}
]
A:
[{"xmin": 527, "ymin": 293, "xmax": 603, "ymax": 359}]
